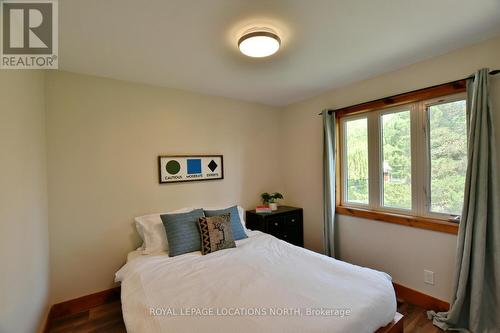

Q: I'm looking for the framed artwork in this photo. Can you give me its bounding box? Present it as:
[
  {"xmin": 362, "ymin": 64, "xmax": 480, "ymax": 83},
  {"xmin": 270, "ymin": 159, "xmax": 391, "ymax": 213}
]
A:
[{"xmin": 158, "ymin": 155, "xmax": 224, "ymax": 184}]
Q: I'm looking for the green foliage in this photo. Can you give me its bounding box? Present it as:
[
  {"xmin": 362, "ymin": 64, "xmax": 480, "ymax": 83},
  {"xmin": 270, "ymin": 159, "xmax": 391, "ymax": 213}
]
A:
[
  {"xmin": 345, "ymin": 119, "xmax": 369, "ymax": 204},
  {"xmin": 429, "ymin": 100, "xmax": 467, "ymax": 215},
  {"xmin": 261, "ymin": 192, "xmax": 284, "ymax": 204},
  {"xmin": 381, "ymin": 111, "xmax": 411, "ymax": 209},
  {"xmin": 345, "ymin": 100, "xmax": 466, "ymax": 214}
]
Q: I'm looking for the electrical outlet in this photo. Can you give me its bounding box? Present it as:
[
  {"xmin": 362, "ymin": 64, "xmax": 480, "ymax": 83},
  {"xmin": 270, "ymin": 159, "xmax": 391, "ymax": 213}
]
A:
[{"xmin": 424, "ymin": 270, "xmax": 434, "ymax": 285}]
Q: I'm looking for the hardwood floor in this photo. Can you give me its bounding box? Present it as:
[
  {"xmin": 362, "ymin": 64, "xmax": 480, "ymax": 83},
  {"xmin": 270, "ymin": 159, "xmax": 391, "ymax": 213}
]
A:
[
  {"xmin": 47, "ymin": 300, "xmax": 442, "ymax": 333},
  {"xmin": 48, "ymin": 301, "xmax": 126, "ymax": 333},
  {"xmin": 398, "ymin": 302, "xmax": 442, "ymax": 333}
]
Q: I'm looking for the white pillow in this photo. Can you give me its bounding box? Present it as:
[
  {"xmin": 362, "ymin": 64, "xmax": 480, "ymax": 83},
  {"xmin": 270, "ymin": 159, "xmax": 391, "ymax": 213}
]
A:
[
  {"xmin": 135, "ymin": 207, "xmax": 194, "ymax": 254},
  {"xmin": 237, "ymin": 206, "xmax": 247, "ymax": 229}
]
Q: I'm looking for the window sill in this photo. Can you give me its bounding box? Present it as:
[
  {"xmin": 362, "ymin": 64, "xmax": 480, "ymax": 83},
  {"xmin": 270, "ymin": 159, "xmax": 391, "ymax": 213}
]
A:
[{"xmin": 335, "ymin": 206, "xmax": 459, "ymax": 234}]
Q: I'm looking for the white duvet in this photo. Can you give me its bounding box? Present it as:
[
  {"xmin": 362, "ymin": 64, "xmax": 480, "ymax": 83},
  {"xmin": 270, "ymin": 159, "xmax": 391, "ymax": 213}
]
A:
[{"xmin": 116, "ymin": 231, "xmax": 396, "ymax": 333}]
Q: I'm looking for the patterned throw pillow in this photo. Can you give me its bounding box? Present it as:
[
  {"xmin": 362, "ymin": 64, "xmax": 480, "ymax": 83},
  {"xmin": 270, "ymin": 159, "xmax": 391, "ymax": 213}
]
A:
[
  {"xmin": 204, "ymin": 206, "xmax": 248, "ymax": 240},
  {"xmin": 197, "ymin": 213, "xmax": 236, "ymax": 255}
]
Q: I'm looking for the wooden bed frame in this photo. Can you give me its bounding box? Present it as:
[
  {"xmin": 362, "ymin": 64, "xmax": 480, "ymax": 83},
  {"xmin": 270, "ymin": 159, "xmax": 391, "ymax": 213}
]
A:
[{"xmin": 375, "ymin": 312, "xmax": 404, "ymax": 333}]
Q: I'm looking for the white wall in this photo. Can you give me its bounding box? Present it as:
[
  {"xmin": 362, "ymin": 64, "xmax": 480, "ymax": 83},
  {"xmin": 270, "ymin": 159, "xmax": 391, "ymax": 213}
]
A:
[
  {"xmin": 0, "ymin": 71, "xmax": 49, "ymax": 333},
  {"xmin": 282, "ymin": 36, "xmax": 500, "ymax": 301},
  {"xmin": 46, "ymin": 71, "xmax": 285, "ymax": 303}
]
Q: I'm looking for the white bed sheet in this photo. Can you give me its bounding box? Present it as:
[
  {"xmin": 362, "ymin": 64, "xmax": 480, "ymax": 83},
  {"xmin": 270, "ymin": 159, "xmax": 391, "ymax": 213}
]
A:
[
  {"xmin": 126, "ymin": 248, "xmax": 166, "ymax": 263},
  {"xmin": 116, "ymin": 231, "xmax": 396, "ymax": 333}
]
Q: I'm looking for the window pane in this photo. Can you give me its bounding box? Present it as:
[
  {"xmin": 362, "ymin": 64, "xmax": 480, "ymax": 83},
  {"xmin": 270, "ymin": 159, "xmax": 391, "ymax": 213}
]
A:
[
  {"xmin": 429, "ymin": 100, "xmax": 467, "ymax": 215},
  {"xmin": 345, "ymin": 118, "xmax": 369, "ymax": 204},
  {"xmin": 381, "ymin": 110, "xmax": 411, "ymax": 209}
]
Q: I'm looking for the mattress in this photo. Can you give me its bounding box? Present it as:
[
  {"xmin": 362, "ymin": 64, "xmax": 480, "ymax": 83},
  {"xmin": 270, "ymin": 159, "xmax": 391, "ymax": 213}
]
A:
[{"xmin": 116, "ymin": 231, "xmax": 396, "ymax": 333}]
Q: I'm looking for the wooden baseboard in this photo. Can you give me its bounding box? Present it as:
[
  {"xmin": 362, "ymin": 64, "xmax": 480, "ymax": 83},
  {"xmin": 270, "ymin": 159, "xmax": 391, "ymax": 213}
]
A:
[
  {"xmin": 393, "ymin": 282, "xmax": 449, "ymax": 312},
  {"xmin": 44, "ymin": 287, "xmax": 121, "ymax": 333}
]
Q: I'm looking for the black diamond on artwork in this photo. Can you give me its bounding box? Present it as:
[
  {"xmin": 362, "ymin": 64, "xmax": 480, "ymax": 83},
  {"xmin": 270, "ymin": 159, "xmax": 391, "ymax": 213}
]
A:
[{"xmin": 208, "ymin": 160, "xmax": 218, "ymax": 172}]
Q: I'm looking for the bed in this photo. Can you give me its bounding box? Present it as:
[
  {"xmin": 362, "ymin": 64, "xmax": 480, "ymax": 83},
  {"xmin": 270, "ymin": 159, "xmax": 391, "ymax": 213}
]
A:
[{"xmin": 116, "ymin": 230, "xmax": 401, "ymax": 333}]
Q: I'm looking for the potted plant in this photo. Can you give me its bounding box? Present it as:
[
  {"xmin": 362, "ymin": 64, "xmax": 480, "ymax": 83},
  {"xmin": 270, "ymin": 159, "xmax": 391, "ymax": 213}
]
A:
[{"xmin": 261, "ymin": 192, "xmax": 284, "ymax": 211}]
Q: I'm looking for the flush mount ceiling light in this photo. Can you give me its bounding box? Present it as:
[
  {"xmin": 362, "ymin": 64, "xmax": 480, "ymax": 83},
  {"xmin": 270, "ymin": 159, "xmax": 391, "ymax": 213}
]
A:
[{"xmin": 238, "ymin": 29, "xmax": 281, "ymax": 58}]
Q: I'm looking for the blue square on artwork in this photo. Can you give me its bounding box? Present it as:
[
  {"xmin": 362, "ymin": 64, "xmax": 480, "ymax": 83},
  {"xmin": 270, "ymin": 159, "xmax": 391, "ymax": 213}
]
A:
[{"xmin": 187, "ymin": 159, "xmax": 202, "ymax": 174}]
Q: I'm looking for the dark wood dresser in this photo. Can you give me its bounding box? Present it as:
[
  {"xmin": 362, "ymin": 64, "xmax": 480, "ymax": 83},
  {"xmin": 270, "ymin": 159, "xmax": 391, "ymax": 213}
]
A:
[{"xmin": 246, "ymin": 206, "xmax": 303, "ymax": 247}]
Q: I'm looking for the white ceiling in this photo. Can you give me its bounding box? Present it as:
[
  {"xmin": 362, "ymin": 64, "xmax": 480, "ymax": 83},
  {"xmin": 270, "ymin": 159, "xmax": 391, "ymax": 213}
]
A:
[{"xmin": 59, "ymin": 0, "xmax": 500, "ymax": 106}]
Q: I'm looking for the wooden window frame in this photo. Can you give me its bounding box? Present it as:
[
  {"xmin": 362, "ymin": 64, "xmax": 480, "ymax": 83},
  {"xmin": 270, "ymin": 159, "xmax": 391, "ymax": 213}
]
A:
[{"xmin": 335, "ymin": 80, "xmax": 466, "ymax": 234}]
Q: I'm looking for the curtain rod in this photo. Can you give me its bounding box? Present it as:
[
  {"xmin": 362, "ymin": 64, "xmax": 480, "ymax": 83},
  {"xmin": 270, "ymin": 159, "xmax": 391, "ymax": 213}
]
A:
[{"xmin": 320, "ymin": 69, "xmax": 500, "ymax": 115}]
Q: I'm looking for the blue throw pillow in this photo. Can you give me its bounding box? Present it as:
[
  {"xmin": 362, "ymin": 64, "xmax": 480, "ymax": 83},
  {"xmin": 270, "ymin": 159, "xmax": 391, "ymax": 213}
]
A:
[
  {"xmin": 161, "ymin": 209, "xmax": 205, "ymax": 257},
  {"xmin": 204, "ymin": 206, "xmax": 248, "ymax": 240}
]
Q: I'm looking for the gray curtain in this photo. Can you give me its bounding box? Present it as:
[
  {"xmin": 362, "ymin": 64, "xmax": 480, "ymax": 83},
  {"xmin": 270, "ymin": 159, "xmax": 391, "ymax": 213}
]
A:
[
  {"xmin": 428, "ymin": 68, "xmax": 500, "ymax": 332},
  {"xmin": 323, "ymin": 110, "xmax": 336, "ymax": 258}
]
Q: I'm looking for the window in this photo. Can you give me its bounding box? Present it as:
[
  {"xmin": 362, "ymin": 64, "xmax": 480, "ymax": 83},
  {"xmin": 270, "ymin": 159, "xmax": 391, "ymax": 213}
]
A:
[
  {"xmin": 381, "ymin": 109, "xmax": 411, "ymax": 209},
  {"xmin": 344, "ymin": 117, "xmax": 369, "ymax": 204},
  {"xmin": 428, "ymin": 99, "xmax": 467, "ymax": 216},
  {"xmin": 340, "ymin": 92, "xmax": 467, "ymax": 223}
]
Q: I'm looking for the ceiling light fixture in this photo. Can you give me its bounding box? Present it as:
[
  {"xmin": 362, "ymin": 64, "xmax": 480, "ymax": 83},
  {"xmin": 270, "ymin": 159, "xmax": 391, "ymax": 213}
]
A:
[{"xmin": 238, "ymin": 29, "xmax": 281, "ymax": 58}]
